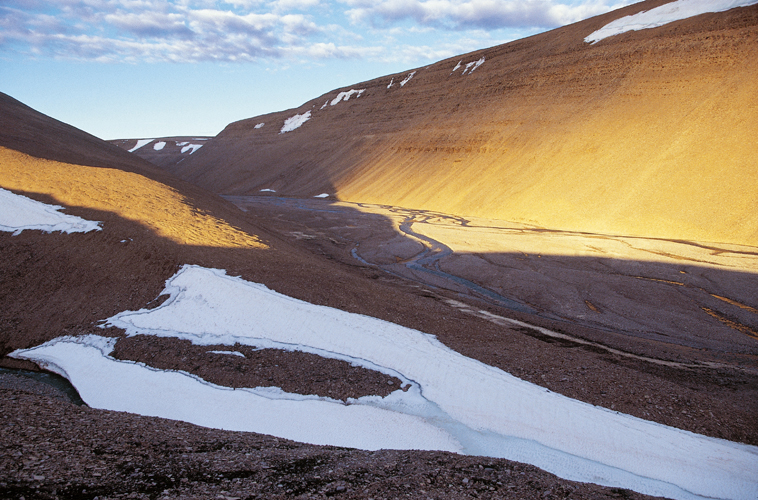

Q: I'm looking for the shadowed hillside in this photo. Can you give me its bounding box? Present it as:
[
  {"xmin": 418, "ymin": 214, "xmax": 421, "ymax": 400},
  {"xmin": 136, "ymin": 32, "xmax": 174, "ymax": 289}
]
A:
[
  {"xmin": 0, "ymin": 93, "xmax": 165, "ymax": 177},
  {"xmin": 175, "ymin": 0, "xmax": 758, "ymax": 246}
]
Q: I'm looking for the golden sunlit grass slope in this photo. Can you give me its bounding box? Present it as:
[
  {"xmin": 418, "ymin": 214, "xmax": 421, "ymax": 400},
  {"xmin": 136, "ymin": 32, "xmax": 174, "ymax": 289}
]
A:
[
  {"xmin": 178, "ymin": 0, "xmax": 758, "ymax": 247},
  {"xmin": 0, "ymin": 147, "xmax": 264, "ymax": 249}
]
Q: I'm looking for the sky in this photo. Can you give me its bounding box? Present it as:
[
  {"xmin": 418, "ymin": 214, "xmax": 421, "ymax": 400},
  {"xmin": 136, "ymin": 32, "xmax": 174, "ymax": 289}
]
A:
[{"xmin": 0, "ymin": 0, "xmax": 635, "ymax": 140}]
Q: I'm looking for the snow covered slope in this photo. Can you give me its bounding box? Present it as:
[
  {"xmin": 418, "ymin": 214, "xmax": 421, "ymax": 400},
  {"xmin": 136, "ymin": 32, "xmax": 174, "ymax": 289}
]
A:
[{"xmin": 176, "ymin": 0, "xmax": 758, "ymax": 246}]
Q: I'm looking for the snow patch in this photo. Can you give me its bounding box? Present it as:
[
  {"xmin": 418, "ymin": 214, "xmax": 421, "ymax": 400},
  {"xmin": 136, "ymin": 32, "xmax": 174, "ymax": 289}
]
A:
[
  {"xmin": 387, "ymin": 78, "xmax": 394, "ymax": 89},
  {"xmin": 0, "ymin": 188, "xmax": 101, "ymax": 235},
  {"xmin": 585, "ymin": 0, "xmax": 758, "ymax": 43},
  {"xmin": 254, "ymin": 123, "xmax": 265, "ymax": 129},
  {"xmin": 259, "ymin": 188, "xmax": 276, "ymax": 193},
  {"xmin": 280, "ymin": 111, "xmax": 311, "ymax": 133},
  {"xmin": 12, "ymin": 265, "xmax": 758, "ymax": 500},
  {"xmin": 399, "ymin": 71, "xmax": 416, "ymax": 87},
  {"xmin": 153, "ymin": 141, "xmax": 166, "ymax": 151},
  {"xmin": 128, "ymin": 139, "xmax": 153, "ymax": 152},
  {"xmin": 11, "ymin": 334, "xmax": 458, "ymax": 453},
  {"xmin": 330, "ymin": 89, "xmax": 365, "ymax": 106},
  {"xmin": 208, "ymin": 350, "xmax": 245, "ymax": 358},
  {"xmin": 181, "ymin": 144, "xmax": 203, "ymax": 154},
  {"xmin": 176, "ymin": 141, "xmax": 188, "ymax": 146},
  {"xmin": 313, "ymin": 193, "xmax": 329, "ymax": 198},
  {"xmin": 451, "ymin": 60, "xmax": 462, "ymax": 73},
  {"xmin": 461, "ymin": 57, "xmax": 485, "ymax": 75}
]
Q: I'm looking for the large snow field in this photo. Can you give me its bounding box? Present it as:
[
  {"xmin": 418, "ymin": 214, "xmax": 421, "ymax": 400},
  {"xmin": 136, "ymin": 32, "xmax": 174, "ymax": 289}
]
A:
[
  {"xmin": 586, "ymin": 0, "xmax": 758, "ymax": 43},
  {"xmin": 13, "ymin": 335, "xmax": 457, "ymax": 452},
  {"xmin": 12, "ymin": 265, "xmax": 758, "ymax": 500},
  {"xmin": 0, "ymin": 187, "xmax": 101, "ymax": 234}
]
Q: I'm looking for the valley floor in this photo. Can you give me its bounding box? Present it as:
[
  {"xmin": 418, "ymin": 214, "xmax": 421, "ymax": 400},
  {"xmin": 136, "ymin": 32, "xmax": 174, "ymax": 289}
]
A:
[
  {"xmin": 225, "ymin": 196, "xmax": 758, "ymax": 445},
  {"xmin": 3, "ymin": 194, "xmax": 757, "ymax": 500}
]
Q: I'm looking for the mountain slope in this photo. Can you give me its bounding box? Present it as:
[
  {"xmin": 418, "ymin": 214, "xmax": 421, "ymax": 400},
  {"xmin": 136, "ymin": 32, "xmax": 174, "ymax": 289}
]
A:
[
  {"xmin": 0, "ymin": 93, "xmax": 166, "ymax": 176},
  {"xmin": 0, "ymin": 90, "xmax": 540, "ymax": 381},
  {"xmin": 176, "ymin": 0, "xmax": 758, "ymax": 246},
  {"xmin": 2, "ymin": 67, "xmax": 758, "ymax": 499},
  {"xmin": 109, "ymin": 137, "xmax": 212, "ymax": 168}
]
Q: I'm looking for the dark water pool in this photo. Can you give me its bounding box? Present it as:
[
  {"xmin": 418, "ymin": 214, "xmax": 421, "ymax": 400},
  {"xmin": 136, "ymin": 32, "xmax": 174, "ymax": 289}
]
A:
[{"xmin": 0, "ymin": 366, "xmax": 85, "ymax": 405}]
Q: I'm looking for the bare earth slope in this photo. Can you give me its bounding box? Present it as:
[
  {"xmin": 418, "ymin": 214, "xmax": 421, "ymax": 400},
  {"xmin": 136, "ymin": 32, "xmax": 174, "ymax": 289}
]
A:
[
  {"xmin": 2, "ymin": 3, "xmax": 758, "ymax": 497},
  {"xmin": 0, "ymin": 90, "xmax": 686, "ymax": 499},
  {"xmin": 177, "ymin": 0, "xmax": 758, "ymax": 247},
  {"xmin": 0, "ymin": 93, "xmax": 167, "ymax": 177}
]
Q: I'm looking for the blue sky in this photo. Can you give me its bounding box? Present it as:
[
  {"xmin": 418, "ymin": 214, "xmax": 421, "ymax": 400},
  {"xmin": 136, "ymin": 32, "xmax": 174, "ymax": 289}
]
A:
[{"xmin": 0, "ymin": 0, "xmax": 633, "ymax": 139}]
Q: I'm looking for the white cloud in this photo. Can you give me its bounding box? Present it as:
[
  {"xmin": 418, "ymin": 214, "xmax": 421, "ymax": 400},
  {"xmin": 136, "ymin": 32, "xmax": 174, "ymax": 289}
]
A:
[
  {"xmin": 270, "ymin": 0, "xmax": 321, "ymax": 12},
  {"xmin": 342, "ymin": 0, "xmax": 634, "ymax": 30},
  {"xmin": 0, "ymin": 0, "xmax": 342, "ymax": 62},
  {"xmin": 0, "ymin": 0, "xmax": 634, "ymax": 64},
  {"xmin": 105, "ymin": 11, "xmax": 194, "ymax": 37},
  {"xmin": 287, "ymin": 41, "xmax": 383, "ymax": 59}
]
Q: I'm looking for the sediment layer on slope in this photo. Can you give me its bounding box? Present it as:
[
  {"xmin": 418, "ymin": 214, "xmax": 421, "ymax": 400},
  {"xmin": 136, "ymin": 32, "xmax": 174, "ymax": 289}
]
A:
[{"xmin": 177, "ymin": 0, "xmax": 758, "ymax": 246}]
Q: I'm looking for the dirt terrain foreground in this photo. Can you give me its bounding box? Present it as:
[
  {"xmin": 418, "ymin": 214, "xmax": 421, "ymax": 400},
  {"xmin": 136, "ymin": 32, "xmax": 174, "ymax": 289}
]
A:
[
  {"xmin": 2, "ymin": 2, "xmax": 758, "ymax": 499},
  {"xmin": 1, "ymin": 375, "xmax": 657, "ymax": 500},
  {"xmin": 0, "ymin": 92, "xmax": 682, "ymax": 500}
]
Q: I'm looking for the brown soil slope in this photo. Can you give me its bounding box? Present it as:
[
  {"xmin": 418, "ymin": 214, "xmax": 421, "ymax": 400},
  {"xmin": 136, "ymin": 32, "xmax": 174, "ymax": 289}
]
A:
[
  {"xmin": 0, "ymin": 92, "xmax": 461, "ymax": 403},
  {"xmin": 0, "ymin": 93, "xmax": 166, "ymax": 177},
  {"xmin": 0, "ymin": 91, "xmax": 264, "ymax": 356},
  {"xmin": 2, "ymin": 90, "xmax": 756, "ymax": 446},
  {"xmin": 1, "ymin": 79, "xmax": 757, "ymax": 499},
  {"xmin": 177, "ymin": 0, "xmax": 758, "ymax": 246}
]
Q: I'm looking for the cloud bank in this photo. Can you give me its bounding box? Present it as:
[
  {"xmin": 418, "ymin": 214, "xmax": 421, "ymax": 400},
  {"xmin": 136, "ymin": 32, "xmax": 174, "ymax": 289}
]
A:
[
  {"xmin": 0, "ymin": 0, "xmax": 631, "ymax": 63},
  {"xmin": 342, "ymin": 0, "xmax": 629, "ymax": 30}
]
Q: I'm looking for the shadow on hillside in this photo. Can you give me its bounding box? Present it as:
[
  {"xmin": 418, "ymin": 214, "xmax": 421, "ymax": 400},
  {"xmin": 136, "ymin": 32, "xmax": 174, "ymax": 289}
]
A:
[
  {"xmin": 2, "ymin": 189, "xmax": 757, "ymax": 445},
  {"xmin": 227, "ymin": 196, "xmax": 758, "ymax": 366}
]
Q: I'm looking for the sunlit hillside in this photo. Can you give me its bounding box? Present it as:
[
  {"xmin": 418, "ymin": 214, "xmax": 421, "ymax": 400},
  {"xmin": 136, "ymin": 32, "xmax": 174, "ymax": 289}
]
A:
[
  {"xmin": 0, "ymin": 147, "xmax": 265, "ymax": 249},
  {"xmin": 174, "ymin": 0, "xmax": 758, "ymax": 246}
]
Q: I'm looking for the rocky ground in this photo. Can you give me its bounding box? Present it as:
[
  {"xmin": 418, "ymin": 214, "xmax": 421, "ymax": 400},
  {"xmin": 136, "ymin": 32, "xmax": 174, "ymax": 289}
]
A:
[
  {"xmin": 2, "ymin": 188, "xmax": 756, "ymax": 499},
  {"xmin": 1, "ymin": 372, "xmax": 658, "ymax": 500},
  {"xmin": 110, "ymin": 335, "xmax": 402, "ymax": 402}
]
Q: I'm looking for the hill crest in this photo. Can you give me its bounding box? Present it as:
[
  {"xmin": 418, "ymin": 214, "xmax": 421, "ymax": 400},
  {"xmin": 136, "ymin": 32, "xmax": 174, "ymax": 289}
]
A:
[{"xmin": 172, "ymin": 0, "xmax": 758, "ymax": 247}]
